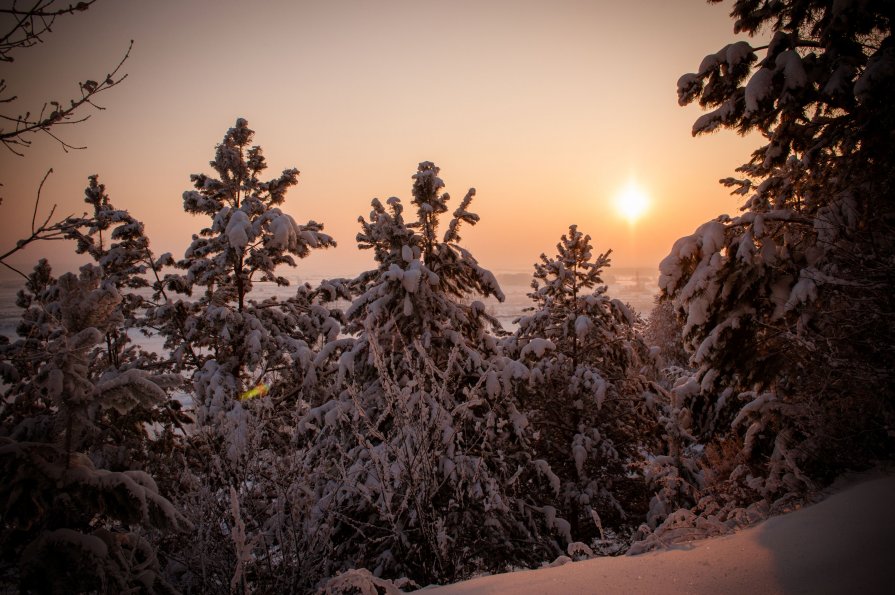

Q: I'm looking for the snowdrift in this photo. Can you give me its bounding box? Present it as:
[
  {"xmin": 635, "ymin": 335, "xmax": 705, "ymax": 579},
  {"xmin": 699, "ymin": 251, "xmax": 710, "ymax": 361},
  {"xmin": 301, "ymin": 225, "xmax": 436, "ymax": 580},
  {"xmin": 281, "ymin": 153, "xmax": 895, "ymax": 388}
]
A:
[{"xmin": 430, "ymin": 473, "xmax": 895, "ymax": 594}]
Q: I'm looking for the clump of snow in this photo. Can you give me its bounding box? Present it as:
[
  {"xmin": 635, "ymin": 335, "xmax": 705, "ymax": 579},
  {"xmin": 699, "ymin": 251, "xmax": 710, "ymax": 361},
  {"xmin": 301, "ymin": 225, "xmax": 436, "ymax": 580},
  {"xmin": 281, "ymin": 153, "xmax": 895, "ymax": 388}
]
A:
[
  {"xmin": 533, "ymin": 459, "xmax": 561, "ymax": 496},
  {"xmin": 267, "ymin": 210, "xmax": 301, "ymax": 250},
  {"xmin": 784, "ymin": 276, "xmax": 818, "ymax": 311},
  {"xmin": 520, "ymin": 338, "xmax": 555, "ymax": 359},
  {"xmin": 776, "ymin": 50, "xmax": 808, "ymax": 89},
  {"xmin": 854, "ymin": 43, "xmax": 895, "ymax": 100},
  {"xmin": 745, "ymin": 68, "xmax": 774, "ymax": 113},
  {"xmin": 225, "ymin": 209, "xmax": 252, "ymax": 249},
  {"xmin": 724, "ymin": 41, "xmax": 754, "ymax": 68},
  {"xmin": 574, "ymin": 315, "xmax": 592, "ymax": 340}
]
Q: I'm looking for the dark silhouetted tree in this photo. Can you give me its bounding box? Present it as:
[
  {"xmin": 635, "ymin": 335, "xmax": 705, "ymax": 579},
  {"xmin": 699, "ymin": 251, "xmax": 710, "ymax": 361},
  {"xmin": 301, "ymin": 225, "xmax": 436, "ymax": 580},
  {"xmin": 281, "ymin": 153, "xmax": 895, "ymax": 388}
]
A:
[{"xmin": 660, "ymin": 0, "xmax": 895, "ymax": 504}]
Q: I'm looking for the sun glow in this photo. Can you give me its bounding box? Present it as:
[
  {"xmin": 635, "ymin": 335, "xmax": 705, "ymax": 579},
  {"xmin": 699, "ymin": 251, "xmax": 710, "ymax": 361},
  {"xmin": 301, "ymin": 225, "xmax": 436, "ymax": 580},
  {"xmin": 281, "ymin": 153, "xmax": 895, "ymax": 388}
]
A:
[{"xmin": 614, "ymin": 180, "xmax": 650, "ymax": 224}]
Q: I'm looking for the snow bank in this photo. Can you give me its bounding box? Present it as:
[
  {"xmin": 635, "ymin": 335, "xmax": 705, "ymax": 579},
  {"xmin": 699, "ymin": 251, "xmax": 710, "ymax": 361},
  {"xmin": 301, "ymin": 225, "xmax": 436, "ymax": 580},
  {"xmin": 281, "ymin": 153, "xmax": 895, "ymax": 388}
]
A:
[{"xmin": 428, "ymin": 472, "xmax": 895, "ymax": 594}]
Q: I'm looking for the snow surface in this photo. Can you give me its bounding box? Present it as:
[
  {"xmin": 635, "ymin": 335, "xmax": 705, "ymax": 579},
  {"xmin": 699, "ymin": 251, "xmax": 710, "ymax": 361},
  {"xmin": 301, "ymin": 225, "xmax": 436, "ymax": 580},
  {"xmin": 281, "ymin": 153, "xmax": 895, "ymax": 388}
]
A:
[{"xmin": 428, "ymin": 472, "xmax": 895, "ymax": 594}]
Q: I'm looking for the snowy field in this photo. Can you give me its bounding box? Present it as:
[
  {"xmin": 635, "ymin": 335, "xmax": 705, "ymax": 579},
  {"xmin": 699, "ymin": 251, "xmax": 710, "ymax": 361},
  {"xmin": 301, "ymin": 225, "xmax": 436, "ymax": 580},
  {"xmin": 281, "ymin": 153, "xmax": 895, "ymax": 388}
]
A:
[
  {"xmin": 429, "ymin": 471, "xmax": 895, "ymax": 595},
  {"xmin": 0, "ymin": 268, "xmax": 660, "ymax": 343}
]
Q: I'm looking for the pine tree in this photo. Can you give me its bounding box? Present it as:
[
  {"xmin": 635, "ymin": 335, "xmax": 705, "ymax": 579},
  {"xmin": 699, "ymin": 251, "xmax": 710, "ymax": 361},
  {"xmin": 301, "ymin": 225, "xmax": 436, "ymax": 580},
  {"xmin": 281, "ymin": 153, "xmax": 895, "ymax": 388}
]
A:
[
  {"xmin": 64, "ymin": 175, "xmax": 154, "ymax": 371},
  {"xmin": 660, "ymin": 0, "xmax": 895, "ymax": 503},
  {"xmin": 507, "ymin": 225, "xmax": 656, "ymax": 546},
  {"xmin": 0, "ymin": 262, "xmax": 187, "ymax": 593},
  {"xmin": 150, "ymin": 117, "xmax": 336, "ymax": 424},
  {"xmin": 296, "ymin": 162, "xmax": 554, "ymax": 587},
  {"xmin": 55, "ymin": 176, "xmax": 192, "ymax": 478},
  {"xmin": 345, "ymin": 161, "xmax": 504, "ymax": 349},
  {"xmin": 143, "ymin": 119, "xmax": 339, "ymax": 592}
]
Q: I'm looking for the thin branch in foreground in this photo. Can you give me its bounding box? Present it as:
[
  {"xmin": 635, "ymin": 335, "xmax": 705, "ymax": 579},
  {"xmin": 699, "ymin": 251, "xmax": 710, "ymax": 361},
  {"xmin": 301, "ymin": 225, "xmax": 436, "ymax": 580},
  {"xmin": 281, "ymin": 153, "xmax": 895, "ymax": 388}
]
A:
[
  {"xmin": 0, "ymin": 1, "xmax": 98, "ymax": 60},
  {"xmin": 0, "ymin": 39, "xmax": 133, "ymax": 156},
  {"xmin": 32, "ymin": 167, "xmax": 53, "ymax": 233},
  {"xmin": 0, "ymin": 169, "xmax": 76, "ymax": 280}
]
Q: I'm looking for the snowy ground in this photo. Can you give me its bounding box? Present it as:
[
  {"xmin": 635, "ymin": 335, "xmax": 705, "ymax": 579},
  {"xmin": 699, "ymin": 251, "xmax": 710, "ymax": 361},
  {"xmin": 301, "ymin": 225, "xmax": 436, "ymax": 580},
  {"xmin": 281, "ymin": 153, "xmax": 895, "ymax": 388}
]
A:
[{"xmin": 429, "ymin": 471, "xmax": 895, "ymax": 594}]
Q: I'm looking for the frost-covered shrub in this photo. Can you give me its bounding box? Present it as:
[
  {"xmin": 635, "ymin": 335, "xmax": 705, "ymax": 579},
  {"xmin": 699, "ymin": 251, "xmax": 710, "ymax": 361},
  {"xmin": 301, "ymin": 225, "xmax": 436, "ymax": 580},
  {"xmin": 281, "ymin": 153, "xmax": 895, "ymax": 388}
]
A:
[
  {"xmin": 298, "ymin": 339, "xmax": 554, "ymax": 588},
  {"xmin": 506, "ymin": 225, "xmax": 658, "ymax": 546},
  {"xmin": 156, "ymin": 395, "xmax": 324, "ymax": 594}
]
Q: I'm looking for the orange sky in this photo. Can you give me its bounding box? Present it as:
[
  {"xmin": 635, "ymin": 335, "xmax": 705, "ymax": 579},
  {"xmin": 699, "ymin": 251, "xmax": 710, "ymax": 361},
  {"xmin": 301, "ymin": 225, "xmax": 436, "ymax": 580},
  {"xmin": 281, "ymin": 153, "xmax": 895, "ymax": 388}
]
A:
[{"xmin": 1, "ymin": 0, "xmax": 761, "ymax": 279}]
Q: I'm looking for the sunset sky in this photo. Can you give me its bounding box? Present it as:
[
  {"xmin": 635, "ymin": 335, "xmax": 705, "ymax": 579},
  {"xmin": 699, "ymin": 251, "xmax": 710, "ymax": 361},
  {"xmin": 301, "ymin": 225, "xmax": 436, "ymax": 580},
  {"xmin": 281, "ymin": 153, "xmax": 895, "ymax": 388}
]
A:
[{"xmin": 1, "ymin": 0, "xmax": 761, "ymax": 279}]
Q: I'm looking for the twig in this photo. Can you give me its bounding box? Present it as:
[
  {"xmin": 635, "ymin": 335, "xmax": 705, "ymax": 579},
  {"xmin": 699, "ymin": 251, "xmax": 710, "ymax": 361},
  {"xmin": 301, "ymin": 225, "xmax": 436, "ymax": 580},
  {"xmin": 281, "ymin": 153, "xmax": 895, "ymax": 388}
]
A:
[
  {"xmin": 0, "ymin": 170, "xmax": 75, "ymax": 277},
  {"xmin": 1, "ymin": 259, "xmax": 28, "ymax": 280},
  {"xmin": 32, "ymin": 167, "xmax": 52, "ymax": 233}
]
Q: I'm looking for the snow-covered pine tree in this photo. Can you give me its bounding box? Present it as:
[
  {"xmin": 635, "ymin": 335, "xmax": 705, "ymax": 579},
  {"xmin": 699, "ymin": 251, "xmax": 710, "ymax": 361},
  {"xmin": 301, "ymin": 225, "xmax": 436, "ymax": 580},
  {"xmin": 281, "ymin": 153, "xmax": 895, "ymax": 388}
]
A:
[
  {"xmin": 49, "ymin": 176, "xmax": 196, "ymax": 480},
  {"xmin": 296, "ymin": 162, "xmax": 554, "ymax": 588},
  {"xmin": 506, "ymin": 225, "xmax": 657, "ymax": 548},
  {"xmin": 63, "ymin": 175, "xmax": 157, "ymax": 371},
  {"xmin": 343, "ymin": 160, "xmax": 504, "ymax": 351},
  {"xmin": 660, "ymin": 0, "xmax": 895, "ymax": 505},
  {"xmin": 142, "ymin": 119, "xmax": 340, "ymax": 592},
  {"xmin": 150, "ymin": 117, "xmax": 336, "ymax": 424},
  {"xmin": 0, "ymin": 262, "xmax": 187, "ymax": 593}
]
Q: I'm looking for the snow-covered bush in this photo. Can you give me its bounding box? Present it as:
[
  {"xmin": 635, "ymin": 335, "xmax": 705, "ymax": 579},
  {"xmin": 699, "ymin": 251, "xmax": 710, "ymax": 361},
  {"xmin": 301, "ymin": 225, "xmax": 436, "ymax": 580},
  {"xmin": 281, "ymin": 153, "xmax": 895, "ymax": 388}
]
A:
[
  {"xmin": 506, "ymin": 225, "xmax": 659, "ymax": 546},
  {"xmin": 660, "ymin": 0, "xmax": 895, "ymax": 506},
  {"xmin": 154, "ymin": 392, "xmax": 328, "ymax": 593},
  {"xmin": 299, "ymin": 339, "xmax": 554, "ymax": 588}
]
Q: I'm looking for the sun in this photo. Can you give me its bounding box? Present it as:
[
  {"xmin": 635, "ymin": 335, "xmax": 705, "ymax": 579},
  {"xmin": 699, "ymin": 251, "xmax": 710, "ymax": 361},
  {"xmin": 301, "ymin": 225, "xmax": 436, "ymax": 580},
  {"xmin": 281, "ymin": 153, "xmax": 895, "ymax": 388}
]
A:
[{"xmin": 614, "ymin": 180, "xmax": 650, "ymax": 224}]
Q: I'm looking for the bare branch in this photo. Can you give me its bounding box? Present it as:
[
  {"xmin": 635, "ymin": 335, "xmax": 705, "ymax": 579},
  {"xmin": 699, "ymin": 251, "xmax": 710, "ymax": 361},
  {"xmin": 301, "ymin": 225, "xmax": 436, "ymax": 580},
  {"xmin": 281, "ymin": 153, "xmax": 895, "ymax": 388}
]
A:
[
  {"xmin": 32, "ymin": 166, "xmax": 52, "ymax": 232},
  {"xmin": 0, "ymin": 1, "xmax": 97, "ymax": 60},
  {"xmin": 0, "ymin": 170, "xmax": 75, "ymax": 273},
  {"xmin": 0, "ymin": 2, "xmax": 131, "ymax": 156},
  {"xmin": 0, "ymin": 258, "xmax": 28, "ymax": 280},
  {"xmin": 40, "ymin": 123, "xmax": 86, "ymax": 152}
]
